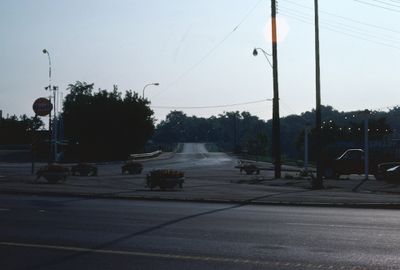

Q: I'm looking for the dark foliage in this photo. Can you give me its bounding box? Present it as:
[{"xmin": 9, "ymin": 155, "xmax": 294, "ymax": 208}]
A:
[
  {"xmin": 0, "ymin": 114, "xmax": 44, "ymax": 145},
  {"xmin": 153, "ymin": 111, "xmax": 268, "ymax": 155},
  {"xmin": 153, "ymin": 105, "xmax": 397, "ymax": 162},
  {"xmin": 62, "ymin": 81, "xmax": 154, "ymax": 161}
]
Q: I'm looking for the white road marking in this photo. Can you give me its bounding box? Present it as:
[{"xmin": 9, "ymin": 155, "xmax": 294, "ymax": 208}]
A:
[{"xmin": 286, "ymin": 222, "xmax": 393, "ymax": 230}]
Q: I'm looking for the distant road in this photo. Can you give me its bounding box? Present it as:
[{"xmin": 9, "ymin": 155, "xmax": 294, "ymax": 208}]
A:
[
  {"xmin": 0, "ymin": 143, "xmax": 235, "ymax": 176},
  {"xmin": 142, "ymin": 143, "xmax": 235, "ymax": 171},
  {"xmin": 1, "ymin": 195, "xmax": 399, "ymax": 270}
]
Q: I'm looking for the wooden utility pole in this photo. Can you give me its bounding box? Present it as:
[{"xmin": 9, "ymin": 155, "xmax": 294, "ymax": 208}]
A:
[
  {"xmin": 313, "ymin": 0, "xmax": 324, "ymax": 188},
  {"xmin": 363, "ymin": 110, "xmax": 370, "ymax": 180},
  {"xmin": 271, "ymin": 0, "xmax": 281, "ymax": 178}
]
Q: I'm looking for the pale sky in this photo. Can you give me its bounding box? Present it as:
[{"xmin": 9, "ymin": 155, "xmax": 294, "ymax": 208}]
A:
[{"xmin": 1, "ymin": 0, "xmax": 399, "ymax": 122}]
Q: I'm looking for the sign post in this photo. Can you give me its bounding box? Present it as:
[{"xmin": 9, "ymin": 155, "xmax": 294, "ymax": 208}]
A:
[{"xmin": 33, "ymin": 98, "xmax": 53, "ymax": 164}]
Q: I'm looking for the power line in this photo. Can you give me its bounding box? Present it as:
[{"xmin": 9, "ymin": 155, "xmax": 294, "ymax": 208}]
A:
[
  {"xmin": 280, "ymin": 11, "xmax": 400, "ymax": 51},
  {"xmin": 367, "ymin": 0, "xmax": 400, "ymax": 8},
  {"xmin": 282, "ymin": 0, "xmax": 400, "ymax": 34},
  {"xmin": 152, "ymin": 98, "xmax": 272, "ymax": 110},
  {"xmin": 353, "ymin": 0, "xmax": 400, "ymax": 12},
  {"xmin": 279, "ymin": 7, "xmax": 400, "ymax": 44},
  {"xmin": 150, "ymin": 0, "xmax": 265, "ymax": 99}
]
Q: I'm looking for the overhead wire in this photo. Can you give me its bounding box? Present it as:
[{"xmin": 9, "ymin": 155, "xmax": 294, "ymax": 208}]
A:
[
  {"xmin": 152, "ymin": 98, "xmax": 272, "ymax": 110},
  {"xmin": 353, "ymin": 0, "xmax": 400, "ymax": 12},
  {"xmin": 368, "ymin": 0, "xmax": 400, "ymax": 8},
  {"xmin": 279, "ymin": 7, "xmax": 400, "ymax": 44},
  {"xmin": 149, "ymin": 0, "xmax": 400, "ymax": 116},
  {"xmin": 278, "ymin": 9, "xmax": 400, "ymax": 51},
  {"xmin": 150, "ymin": 0, "xmax": 265, "ymax": 100},
  {"xmin": 282, "ymin": 0, "xmax": 400, "ymax": 34},
  {"xmin": 280, "ymin": 7, "xmax": 398, "ymax": 42}
]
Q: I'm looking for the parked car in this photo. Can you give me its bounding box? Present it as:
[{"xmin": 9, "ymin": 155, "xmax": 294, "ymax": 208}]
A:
[
  {"xmin": 322, "ymin": 149, "xmax": 380, "ymax": 179},
  {"xmin": 376, "ymin": 162, "xmax": 400, "ymax": 182}
]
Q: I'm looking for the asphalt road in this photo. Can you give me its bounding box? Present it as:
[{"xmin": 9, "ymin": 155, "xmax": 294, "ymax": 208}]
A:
[
  {"xmin": 1, "ymin": 194, "xmax": 400, "ymax": 270},
  {"xmin": 140, "ymin": 143, "xmax": 235, "ymax": 171},
  {"xmin": 0, "ymin": 143, "xmax": 239, "ymax": 176},
  {"xmin": 79, "ymin": 142, "xmax": 243, "ymax": 181}
]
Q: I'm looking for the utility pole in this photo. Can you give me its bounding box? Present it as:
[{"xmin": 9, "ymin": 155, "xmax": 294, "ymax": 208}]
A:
[
  {"xmin": 53, "ymin": 85, "xmax": 58, "ymax": 162},
  {"xmin": 233, "ymin": 114, "xmax": 237, "ymax": 153},
  {"xmin": 363, "ymin": 110, "xmax": 370, "ymax": 180},
  {"xmin": 304, "ymin": 125, "xmax": 310, "ymax": 173},
  {"xmin": 271, "ymin": 0, "xmax": 281, "ymax": 179},
  {"xmin": 313, "ymin": 0, "xmax": 324, "ymax": 189}
]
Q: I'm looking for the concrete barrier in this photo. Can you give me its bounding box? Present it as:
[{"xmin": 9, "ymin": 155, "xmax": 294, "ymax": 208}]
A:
[{"xmin": 129, "ymin": 150, "xmax": 162, "ymax": 160}]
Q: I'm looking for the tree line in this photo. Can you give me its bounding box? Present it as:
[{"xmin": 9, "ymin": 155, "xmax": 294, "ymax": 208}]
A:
[
  {"xmin": 153, "ymin": 105, "xmax": 398, "ymax": 161},
  {"xmin": 1, "ymin": 80, "xmax": 398, "ymax": 163},
  {"xmin": 152, "ymin": 110, "xmax": 268, "ymax": 156}
]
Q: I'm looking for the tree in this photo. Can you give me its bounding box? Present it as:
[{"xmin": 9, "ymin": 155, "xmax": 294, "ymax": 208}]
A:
[
  {"xmin": 0, "ymin": 114, "xmax": 44, "ymax": 145},
  {"xmin": 153, "ymin": 110, "xmax": 268, "ymax": 154},
  {"xmin": 62, "ymin": 81, "xmax": 154, "ymax": 161}
]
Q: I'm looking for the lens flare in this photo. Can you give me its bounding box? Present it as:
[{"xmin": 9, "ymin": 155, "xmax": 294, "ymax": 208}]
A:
[{"xmin": 263, "ymin": 16, "xmax": 290, "ymax": 43}]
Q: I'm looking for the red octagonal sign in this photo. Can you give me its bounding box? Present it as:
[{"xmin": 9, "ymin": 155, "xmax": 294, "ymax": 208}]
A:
[{"xmin": 33, "ymin": 97, "xmax": 53, "ymax": 116}]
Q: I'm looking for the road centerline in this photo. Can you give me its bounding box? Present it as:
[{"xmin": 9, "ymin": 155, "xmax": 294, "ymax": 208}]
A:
[{"xmin": 286, "ymin": 222, "xmax": 394, "ymax": 230}]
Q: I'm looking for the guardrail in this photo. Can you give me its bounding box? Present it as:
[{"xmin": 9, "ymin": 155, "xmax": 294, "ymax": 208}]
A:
[{"xmin": 129, "ymin": 150, "xmax": 162, "ymax": 160}]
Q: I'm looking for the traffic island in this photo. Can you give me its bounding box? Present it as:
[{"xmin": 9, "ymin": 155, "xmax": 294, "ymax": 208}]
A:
[{"xmin": 3, "ymin": 167, "xmax": 400, "ymax": 208}]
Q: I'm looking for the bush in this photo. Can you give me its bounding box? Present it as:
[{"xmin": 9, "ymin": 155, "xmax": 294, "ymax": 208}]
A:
[
  {"xmin": 121, "ymin": 161, "xmax": 143, "ymax": 174},
  {"xmin": 148, "ymin": 169, "xmax": 184, "ymax": 178},
  {"xmin": 146, "ymin": 169, "xmax": 185, "ymax": 190},
  {"xmin": 36, "ymin": 164, "xmax": 70, "ymax": 183}
]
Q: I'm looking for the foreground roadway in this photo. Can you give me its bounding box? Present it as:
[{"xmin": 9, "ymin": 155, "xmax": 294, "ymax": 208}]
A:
[{"xmin": 1, "ymin": 194, "xmax": 400, "ymax": 270}]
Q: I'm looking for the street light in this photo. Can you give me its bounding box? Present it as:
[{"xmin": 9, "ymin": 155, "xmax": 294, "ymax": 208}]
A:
[
  {"xmin": 253, "ymin": 46, "xmax": 281, "ymax": 179},
  {"xmin": 42, "ymin": 49, "xmax": 51, "ymax": 82},
  {"xmin": 142, "ymin": 82, "xmax": 159, "ymax": 99},
  {"xmin": 249, "ymin": 0, "xmax": 282, "ymax": 179},
  {"xmin": 252, "ymin": 48, "xmax": 273, "ymax": 68},
  {"xmin": 42, "ymin": 48, "xmax": 58, "ymax": 162}
]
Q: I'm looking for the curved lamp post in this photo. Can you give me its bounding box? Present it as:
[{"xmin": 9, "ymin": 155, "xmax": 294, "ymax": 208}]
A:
[
  {"xmin": 253, "ymin": 46, "xmax": 281, "ymax": 179},
  {"xmin": 252, "ymin": 48, "xmax": 273, "ymax": 68},
  {"xmin": 42, "ymin": 49, "xmax": 51, "ymax": 85},
  {"xmin": 42, "ymin": 48, "xmax": 58, "ymax": 162},
  {"xmin": 142, "ymin": 82, "xmax": 159, "ymax": 99}
]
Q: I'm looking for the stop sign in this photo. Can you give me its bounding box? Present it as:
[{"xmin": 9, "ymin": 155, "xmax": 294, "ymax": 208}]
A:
[{"xmin": 33, "ymin": 97, "xmax": 53, "ymax": 116}]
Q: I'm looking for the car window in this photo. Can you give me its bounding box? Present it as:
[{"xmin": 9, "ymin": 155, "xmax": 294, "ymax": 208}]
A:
[{"xmin": 341, "ymin": 150, "xmax": 363, "ymax": 160}]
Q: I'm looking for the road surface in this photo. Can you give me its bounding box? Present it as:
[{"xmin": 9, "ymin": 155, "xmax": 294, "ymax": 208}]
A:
[
  {"xmin": 1, "ymin": 194, "xmax": 400, "ymax": 270},
  {"xmin": 142, "ymin": 143, "xmax": 235, "ymax": 170},
  {"xmin": 0, "ymin": 143, "xmax": 241, "ymax": 176}
]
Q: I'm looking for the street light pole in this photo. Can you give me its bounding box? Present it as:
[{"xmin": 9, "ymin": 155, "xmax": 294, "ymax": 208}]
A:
[
  {"xmin": 42, "ymin": 49, "xmax": 58, "ymax": 162},
  {"xmin": 142, "ymin": 82, "xmax": 159, "ymax": 99},
  {"xmin": 252, "ymin": 47, "xmax": 281, "ymax": 178}
]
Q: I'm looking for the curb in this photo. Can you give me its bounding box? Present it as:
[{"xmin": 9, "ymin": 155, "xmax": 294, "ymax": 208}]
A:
[{"xmin": 2, "ymin": 189, "xmax": 400, "ymax": 209}]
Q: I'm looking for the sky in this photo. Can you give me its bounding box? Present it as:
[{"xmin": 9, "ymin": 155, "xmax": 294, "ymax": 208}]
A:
[{"xmin": 1, "ymin": 0, "xmax": 399, "ymax": 123}]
